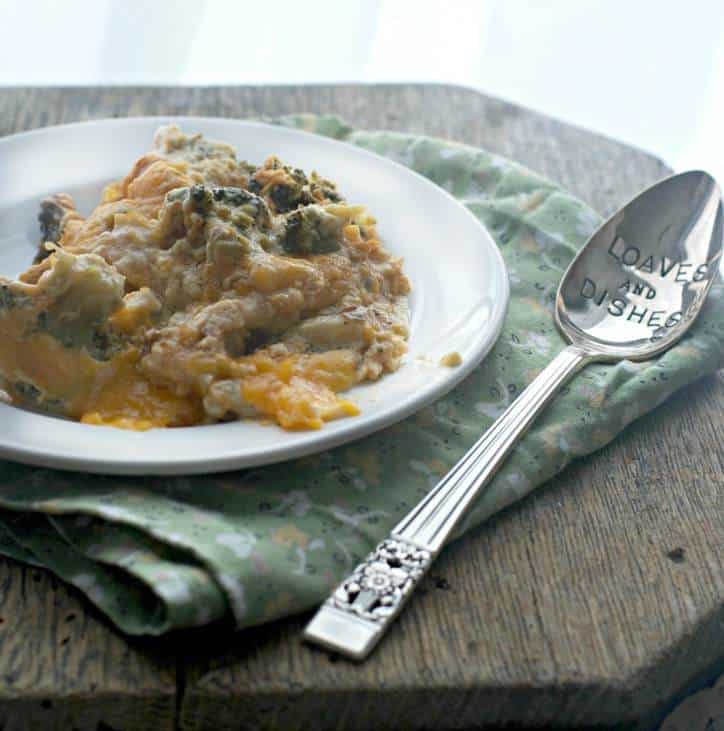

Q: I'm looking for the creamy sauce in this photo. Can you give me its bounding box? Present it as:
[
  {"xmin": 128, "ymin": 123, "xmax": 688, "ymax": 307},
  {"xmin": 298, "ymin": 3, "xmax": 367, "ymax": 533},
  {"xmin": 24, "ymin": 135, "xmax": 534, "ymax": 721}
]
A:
[{"xmin": 0, "ymin": 126, "xmax": 410, "ymax": 430}]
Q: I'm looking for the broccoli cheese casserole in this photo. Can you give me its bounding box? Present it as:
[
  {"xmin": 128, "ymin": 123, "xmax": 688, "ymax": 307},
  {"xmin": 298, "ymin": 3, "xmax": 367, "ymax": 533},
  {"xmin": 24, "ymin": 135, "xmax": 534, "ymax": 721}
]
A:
[{"xmin": 0, "ymin": 126, "xmax": 410, "ymax": 430}]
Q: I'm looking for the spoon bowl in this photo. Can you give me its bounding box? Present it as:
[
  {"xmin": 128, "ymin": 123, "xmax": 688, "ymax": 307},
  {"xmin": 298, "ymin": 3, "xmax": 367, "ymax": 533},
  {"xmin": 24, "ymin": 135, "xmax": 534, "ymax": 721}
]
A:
[{"xmin": 556, "ymin": 170, "xmax": 723, "ymax": 361}]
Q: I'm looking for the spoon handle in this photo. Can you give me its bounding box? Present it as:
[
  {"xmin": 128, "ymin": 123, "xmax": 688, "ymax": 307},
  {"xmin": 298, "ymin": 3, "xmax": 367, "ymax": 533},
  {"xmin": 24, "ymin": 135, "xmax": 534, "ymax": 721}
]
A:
[{"xmin": 303, "ymin": 344, "xmax": 591, "ymax": 660}]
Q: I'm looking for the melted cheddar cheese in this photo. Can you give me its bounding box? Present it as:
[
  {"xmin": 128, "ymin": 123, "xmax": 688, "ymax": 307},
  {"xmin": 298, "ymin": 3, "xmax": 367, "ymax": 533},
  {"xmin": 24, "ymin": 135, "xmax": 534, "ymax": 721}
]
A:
[{"xmin": 0, "ymin": 126, "xmax": 410, "ymax": 431}]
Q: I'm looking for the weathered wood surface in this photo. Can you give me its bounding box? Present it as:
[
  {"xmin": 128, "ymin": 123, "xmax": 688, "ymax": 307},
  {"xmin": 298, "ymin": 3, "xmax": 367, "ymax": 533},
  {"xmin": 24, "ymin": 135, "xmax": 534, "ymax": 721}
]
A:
[
  {"xmin": 0, "ymin": 561, "xmax": 176, "ymax": 730},
  {"xmin": 0, "ymin": 84, "xmax": 721, "ymax": 730}
]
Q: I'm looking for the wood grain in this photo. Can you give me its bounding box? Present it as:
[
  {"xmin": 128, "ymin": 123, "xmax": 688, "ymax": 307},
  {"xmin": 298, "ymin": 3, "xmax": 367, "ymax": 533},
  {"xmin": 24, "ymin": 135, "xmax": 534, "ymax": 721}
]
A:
[
  {"xmin": 0, "ymin": 559, "xmax": 176, "ymax": 730},
  {"xmin": 0, "ymin": 84, "xmax": 721, "ymax": 730}
]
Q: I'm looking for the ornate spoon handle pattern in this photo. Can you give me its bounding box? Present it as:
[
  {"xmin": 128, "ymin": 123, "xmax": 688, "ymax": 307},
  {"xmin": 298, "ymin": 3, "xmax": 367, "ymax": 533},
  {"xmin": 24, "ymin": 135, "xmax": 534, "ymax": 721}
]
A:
[{"xmin": 304, "ymin": 346, "xmax": 589, "ymax": 659}]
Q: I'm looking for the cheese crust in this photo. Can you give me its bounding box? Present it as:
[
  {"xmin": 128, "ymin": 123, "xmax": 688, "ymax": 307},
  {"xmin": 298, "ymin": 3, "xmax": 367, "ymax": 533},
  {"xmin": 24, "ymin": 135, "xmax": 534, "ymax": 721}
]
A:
[{"xmin": 0, "ymin": 126, "xmax": 410, "ymax": 430}]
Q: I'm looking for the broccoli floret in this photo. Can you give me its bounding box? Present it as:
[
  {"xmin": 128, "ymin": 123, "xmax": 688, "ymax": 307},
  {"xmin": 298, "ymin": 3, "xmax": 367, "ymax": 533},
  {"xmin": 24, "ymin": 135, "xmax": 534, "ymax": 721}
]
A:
[
  {"xmin": 11, "ymin": 381, "xmax": 65, "ymax": 415},
  {"xmin": 280, "ymin": 205, "xmax": 343, "ymax": 255},
  {"xmin": 168, "ymin": 186, "xmax": 271, "ymax": 229},
  {"xmin": 189, "ymin": 184, "xmax": 214, "ymax": 213},
  {"xmin": 269, "ymin": 183, "xmax": 312, "ymax": 214},
  {"xmin": 0, "ymin": 284, "xmax": 30, "ymax": 311},
  {"xmin": 35, "ymin": 198, "xmax": 69, "ymax": 263},
  {"xmin": 38, "ymin": 198, "xmax": 66, "ymax": 245},
  {"xmin": 251, "ymin": 163, "xmax": 343, "ymax": 214}
]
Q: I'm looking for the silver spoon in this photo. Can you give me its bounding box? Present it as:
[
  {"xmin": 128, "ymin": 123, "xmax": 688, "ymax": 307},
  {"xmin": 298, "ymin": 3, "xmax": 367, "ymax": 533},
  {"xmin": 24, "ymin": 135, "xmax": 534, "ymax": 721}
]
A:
[{"xmin": 304, "ymin": 170, "xmax": 723, "ymax": 660}]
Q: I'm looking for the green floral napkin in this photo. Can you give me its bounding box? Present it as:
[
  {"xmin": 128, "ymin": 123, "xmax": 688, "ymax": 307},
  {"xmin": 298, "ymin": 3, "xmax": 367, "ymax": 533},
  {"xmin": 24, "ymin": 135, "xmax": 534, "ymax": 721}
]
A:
[{"xmin": 0, "ymin": 116, "xmax": 721, "ymax": 634}]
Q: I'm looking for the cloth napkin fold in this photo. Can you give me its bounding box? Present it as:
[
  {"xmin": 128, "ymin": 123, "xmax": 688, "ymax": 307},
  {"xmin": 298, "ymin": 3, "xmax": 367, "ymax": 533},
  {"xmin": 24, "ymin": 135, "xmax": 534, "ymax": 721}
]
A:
[{"xmin": 0, "ymin": 115, "xmax": 721, "ymax": 635}]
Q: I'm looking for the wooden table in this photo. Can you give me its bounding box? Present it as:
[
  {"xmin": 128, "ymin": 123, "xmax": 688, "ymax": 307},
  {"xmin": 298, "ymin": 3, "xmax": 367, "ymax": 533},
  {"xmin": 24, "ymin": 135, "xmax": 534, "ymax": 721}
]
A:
[{"xmin": 0, "ymin": 84, "xmax": 721, "ymax": 730}]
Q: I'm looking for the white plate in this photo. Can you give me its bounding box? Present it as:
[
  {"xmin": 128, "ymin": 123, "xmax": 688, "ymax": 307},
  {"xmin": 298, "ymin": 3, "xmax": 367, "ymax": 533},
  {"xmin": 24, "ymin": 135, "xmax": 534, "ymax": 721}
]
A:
[{"xmin": 0, "ymin": 117, "xmax": 508, "ymax": 475}]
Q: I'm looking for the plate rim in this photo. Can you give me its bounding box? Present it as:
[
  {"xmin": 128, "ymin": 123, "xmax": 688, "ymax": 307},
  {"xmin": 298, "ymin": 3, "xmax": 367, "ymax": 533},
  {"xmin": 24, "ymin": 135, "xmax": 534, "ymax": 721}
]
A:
[{"xmin": 0, "ymin": 115, "xmax": 510, "ymax": 475}]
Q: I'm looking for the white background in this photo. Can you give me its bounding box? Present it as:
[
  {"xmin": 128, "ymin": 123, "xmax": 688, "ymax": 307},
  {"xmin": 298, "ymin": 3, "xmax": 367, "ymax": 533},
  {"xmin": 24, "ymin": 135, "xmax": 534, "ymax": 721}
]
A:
[{"xmin": 2, "ymin": 0, "xmax": 724, "ymax": 182}]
